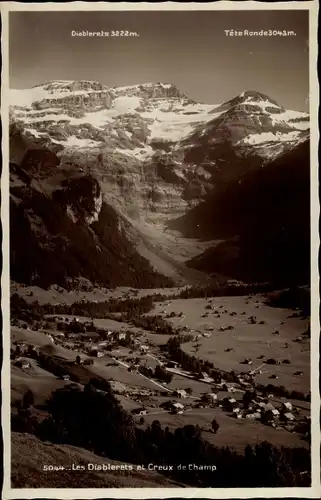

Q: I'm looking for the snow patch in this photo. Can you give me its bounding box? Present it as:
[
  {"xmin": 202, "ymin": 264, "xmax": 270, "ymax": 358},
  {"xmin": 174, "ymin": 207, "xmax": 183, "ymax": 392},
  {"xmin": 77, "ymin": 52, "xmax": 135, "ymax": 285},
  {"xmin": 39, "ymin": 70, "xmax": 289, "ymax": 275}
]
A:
[
  {"xmin": 142, "ymin": 106, "xmax": 221, "ymax": 141},
  {"xmin": 111, "ymin": 96, "xmax": 142, "ymax": 113},
  {"xmin": 66, "ymin": 205, "xmax": 78, "ymax": 223},
  {"xmin": 86, "ymin": 192, "xmax": 103, "ymax": 225},
  {"xmin": 241, "ymin": 98, "xmax": 282, "ymax": 112},
  {"xmin": 240, "ymin": 130, "xmax": 301, "ymax": 145},
  {"xmin": 24, "ymin": 128, "xmax": 45, "ymax": 138},
  {"xmin": 114, "ymin": 146, "xmax": 154, "ymax": 160},
  {"xmin": 52, "ymin": 136, "xmax": 99, "ymax": 148},
  {"xmin": 273, "ymin": 110, "xmax": 310, "ymax": 130}
]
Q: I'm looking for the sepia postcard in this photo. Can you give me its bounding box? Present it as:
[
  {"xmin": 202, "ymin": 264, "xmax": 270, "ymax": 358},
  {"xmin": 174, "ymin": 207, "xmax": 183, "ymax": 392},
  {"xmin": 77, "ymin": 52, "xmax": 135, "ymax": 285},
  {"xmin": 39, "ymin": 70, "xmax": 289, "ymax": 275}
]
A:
[{"xmin": 1, "ymin": 1, "xmax": 320, "ymax": 499}]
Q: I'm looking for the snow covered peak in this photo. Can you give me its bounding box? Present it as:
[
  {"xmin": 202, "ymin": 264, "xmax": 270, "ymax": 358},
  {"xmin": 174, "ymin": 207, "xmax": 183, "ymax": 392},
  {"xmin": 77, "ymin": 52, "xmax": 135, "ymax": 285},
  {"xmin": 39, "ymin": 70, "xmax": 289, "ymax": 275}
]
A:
[
  {"xmin": 31, "ymin": 80, "xmax": 109, "ymax": 93},
  {"xmin": 10, "ymin": 79, "xmax": 190, "ymax": 114},
  {"xmin": 238, "ymin": 90, "xmax": 283, "ymax": 110},
  {"xmin": 238, "ymin": 90, "xmax": 278, "ymax": 103},
  {"xmin": 112, "ymin": 81, "xmax": 191, "ymax": 102},
  {"xmin": 214, "ymin": 90, "xmax": 284, "ymax": 115},
  {"xmin": 11, "ymin": 79, "xmax": 112, "ymax": 110}
]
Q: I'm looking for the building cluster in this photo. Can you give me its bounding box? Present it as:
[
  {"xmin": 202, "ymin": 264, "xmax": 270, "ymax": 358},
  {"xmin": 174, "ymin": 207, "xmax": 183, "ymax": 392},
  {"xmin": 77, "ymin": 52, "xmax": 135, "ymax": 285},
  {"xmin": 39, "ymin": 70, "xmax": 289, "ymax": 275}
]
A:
[{"xmin": 221, "ymin": 395, "xmax": 297, "ymax": 426}]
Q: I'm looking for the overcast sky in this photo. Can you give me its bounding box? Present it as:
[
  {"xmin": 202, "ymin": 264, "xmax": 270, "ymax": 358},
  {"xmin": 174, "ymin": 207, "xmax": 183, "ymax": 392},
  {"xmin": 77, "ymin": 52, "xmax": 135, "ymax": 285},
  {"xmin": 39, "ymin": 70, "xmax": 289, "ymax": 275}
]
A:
[{"xmin": 9, "ymin": 10, "xmax": 309, "ymax": 111}]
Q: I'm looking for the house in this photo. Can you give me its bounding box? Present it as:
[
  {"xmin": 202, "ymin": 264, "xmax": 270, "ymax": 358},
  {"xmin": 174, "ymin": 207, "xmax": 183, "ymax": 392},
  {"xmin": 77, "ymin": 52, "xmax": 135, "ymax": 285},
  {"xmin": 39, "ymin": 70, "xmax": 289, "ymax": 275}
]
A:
[
  {"xmin": 166, "ymin": 361, "xmax": 177, "ymax": 368},
  {"xmin": 161, "ymin": 401, "xmax": 184, "ymax": 413},
  {"xmin": 201, "ymin": 393, "xmax": 218, "ymax": 405},
  {"xmin": 227, "ymin": 279, "xmax": 241, "ymax": 286},
  {"xmin": 62, "ymin": 374, "xmax": 70, "ymax": 381},
  {"xmin": 98, "ymin": 341, "xmax": 109, "ymax": 348},
  {"xmin": 262, "ymin": 405, "xmax": 280, "ymax": 423},
  {"xmin": 172, "ymin": 402, "xmax": 184, "ymax": 411},
  {"xmin": 223, "ymin": 397, "xmax": 237, "ymax": 411},
  {"xmin": 283, "ymin": 402, "xmax": 293, "ymax": 412},
  {"xmin": 174, "ymin": 389, "xmax": 187, "ymax": 399},
  {"xmin": 15, "ymin": 355, "xmax": 31, "ymax": 368},
  {"xmin": 90, "ymin": 349, "xmax": 105, "ymax": 358},
  {"xmin": 246, "ymin": 412, "xmax": 261, "ymax": 420},
  {"xmin": 131, "ymin": 407, "xmax": 147, "ymax": 415},
  {"xmin": 118, "ymin": 332, "xmax": 127, "ymax": 341},
  {"xmin": 140, "ymin": 345, "xmax": 149, "ymax": 353},
  {"xmin": 262, "ymin": 403, "xmax": 280, "ymax": 419},
  {"xmin": 242, "ymin": 358, "xmax": 254, "ymax": 365},
  {"xmin": 283, "ymin": 412, "xmax": 295, "ymax": 422}
]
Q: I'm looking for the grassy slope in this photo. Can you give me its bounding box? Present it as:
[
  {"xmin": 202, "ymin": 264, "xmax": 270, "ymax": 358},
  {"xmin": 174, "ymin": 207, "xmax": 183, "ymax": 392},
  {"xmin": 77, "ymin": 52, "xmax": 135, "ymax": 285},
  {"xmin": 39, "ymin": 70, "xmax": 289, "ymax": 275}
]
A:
[{"xmin": 11, "ymin": 432, "xmax": 183, "ymax": 488}]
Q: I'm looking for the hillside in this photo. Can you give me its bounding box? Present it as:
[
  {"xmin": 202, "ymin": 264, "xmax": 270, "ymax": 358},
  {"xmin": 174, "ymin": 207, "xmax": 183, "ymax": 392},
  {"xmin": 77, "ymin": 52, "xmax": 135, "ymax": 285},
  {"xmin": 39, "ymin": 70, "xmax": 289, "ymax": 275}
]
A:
[
  {"xmin": 11, "ymin": 432, "xmax": 183, "ymax": 488},
  {"xmin": 181, "ymin": 139, "xmax": 310, "ymax": 286},
  {"xmin": 10, "ymin": 126, "xmax": 173, "ymax": 289}
]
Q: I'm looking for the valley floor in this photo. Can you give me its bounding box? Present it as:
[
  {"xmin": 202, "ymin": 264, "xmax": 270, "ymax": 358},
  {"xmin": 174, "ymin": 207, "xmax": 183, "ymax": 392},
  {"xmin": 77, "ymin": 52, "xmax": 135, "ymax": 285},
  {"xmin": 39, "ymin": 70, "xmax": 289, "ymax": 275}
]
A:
[{"xmin": 10, "ymin": 286, "xmax": 310, "ymax": 463}]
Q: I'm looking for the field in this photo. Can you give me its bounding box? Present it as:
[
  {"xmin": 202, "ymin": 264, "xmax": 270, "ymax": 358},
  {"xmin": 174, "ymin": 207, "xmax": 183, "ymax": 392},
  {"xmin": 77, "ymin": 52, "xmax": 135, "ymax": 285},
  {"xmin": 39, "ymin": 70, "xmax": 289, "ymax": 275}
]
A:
[
  {"xmin": 11, "ymin": 281, "xmax": 182, "ymax": 306},
  {"xmin": 11, "ymin": 366, "xmax": 71, "ymax": 405},
  {"xmin": 150, "ymin": 295, "xmax": 310, "ymax": 393},
  {"xmin": 138, "ymin": 405, "xmax": 309, "ymax": 451}
]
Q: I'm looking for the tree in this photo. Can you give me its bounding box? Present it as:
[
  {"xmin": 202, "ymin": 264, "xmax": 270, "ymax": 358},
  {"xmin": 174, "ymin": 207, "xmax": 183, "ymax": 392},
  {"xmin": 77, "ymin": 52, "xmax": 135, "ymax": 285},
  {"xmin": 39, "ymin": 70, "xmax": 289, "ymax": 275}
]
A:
[
  {"xmin": 211, "ymin": 418, "xmax": 219, "ymax": 434},
  {"xmin": 154, "ymin": 365, "xmax": 172, "ymax": 383},
  {"xmin": 242, "ymin": 390, "xmax": 254, "ymax": 409},
  {"xmin": 12, "ymin": 407, "xmax": 38, "ymax": 434},
  {"xmin": 75, "ymin": 355, "xmax": 81, "ymax": 364},
  {"xmin": 186, "ymin": 387, "xmax": 193, "ymax": 395},
  {"xmin": 22, "ymin": 389, "xmax": 35, "ymax": 409},
  {"xmin": 43, "ymin": 383, "xmax": 137, "ymax": 461},
  {"xmin": 150, "ymin": 420, "xmax": 164, "ymax": 444}
]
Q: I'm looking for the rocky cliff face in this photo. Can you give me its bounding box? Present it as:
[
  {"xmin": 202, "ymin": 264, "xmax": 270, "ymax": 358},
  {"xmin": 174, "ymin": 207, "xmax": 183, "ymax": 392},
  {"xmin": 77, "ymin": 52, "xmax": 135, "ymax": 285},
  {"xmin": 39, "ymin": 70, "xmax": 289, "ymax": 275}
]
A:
[
  {"xmin": 12, "ymin": 80, "xmax": 114, "ymax": 112},
  {"xmin": 9, "ymin": 126, "xmax": 174, "ymax": 288}
]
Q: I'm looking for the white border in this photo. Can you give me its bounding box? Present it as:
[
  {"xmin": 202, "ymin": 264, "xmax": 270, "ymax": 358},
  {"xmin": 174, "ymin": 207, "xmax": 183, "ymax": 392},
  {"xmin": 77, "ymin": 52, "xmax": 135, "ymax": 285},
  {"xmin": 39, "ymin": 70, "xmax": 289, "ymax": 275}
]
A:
[{"xmin": 1, "ymin": 2, "xmax": 320, "ymax": 499}]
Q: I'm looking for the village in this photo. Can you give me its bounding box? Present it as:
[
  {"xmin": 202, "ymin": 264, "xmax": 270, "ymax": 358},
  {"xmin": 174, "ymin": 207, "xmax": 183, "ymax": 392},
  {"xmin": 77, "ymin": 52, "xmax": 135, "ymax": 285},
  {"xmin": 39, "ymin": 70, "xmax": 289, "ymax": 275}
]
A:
[{"xmin": 10, "ymin": 291, "xmax": 311, "ymax": 450}]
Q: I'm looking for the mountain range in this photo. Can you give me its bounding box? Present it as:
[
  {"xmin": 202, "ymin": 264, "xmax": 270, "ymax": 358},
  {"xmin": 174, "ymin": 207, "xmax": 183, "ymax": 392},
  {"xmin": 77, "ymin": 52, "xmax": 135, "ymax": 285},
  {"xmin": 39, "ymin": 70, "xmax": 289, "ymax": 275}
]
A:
[{"xmin": 9, "ymin": 80, "xmax": 310, "ymax": 288}]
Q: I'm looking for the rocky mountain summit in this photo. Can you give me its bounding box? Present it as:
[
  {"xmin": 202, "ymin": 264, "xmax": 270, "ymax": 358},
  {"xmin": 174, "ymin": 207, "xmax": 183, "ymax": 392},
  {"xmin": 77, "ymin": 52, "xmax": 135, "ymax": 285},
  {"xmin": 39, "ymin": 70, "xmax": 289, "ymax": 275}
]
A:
[{"xmin": 9, "ymin": 80, "xmax": 310, "ymax": 287}]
